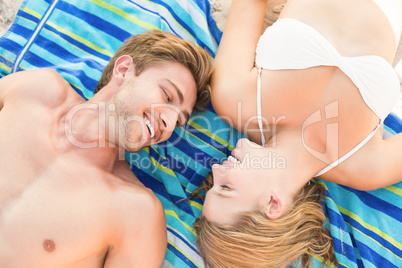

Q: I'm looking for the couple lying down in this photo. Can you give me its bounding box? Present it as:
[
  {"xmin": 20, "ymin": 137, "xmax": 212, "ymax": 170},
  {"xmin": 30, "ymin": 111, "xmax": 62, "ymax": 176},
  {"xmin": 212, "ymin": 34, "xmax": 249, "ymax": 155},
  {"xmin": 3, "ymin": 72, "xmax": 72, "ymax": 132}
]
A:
[{"xmin": 1, "ymin": 0, "xmax": 401, "ymax": 267}]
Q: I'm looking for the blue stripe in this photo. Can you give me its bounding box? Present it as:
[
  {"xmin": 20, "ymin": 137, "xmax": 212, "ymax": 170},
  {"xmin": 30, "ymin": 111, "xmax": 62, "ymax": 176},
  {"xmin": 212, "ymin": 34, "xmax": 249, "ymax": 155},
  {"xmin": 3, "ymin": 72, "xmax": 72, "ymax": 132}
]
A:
[
  {"xmin": 167, "ymin": 226, "xmax": 199, "ymax": 253},
  {"xmin": 340, "ymin": 186, "xmax": 402, "ymax": 222},
  {"xmin": 11, "ymin": 23, "xmax": 36, "ymax": 41},
  {"xmin": 332, "ymin": 236, "xmax": 358, "ymax": 265},
  {"xmin": 69, "ymin": 83, "xmax": 88, "ymax": 99},
  {"xmin": 42, "ymin": 23, "xmax": 113, "ymax": 62},
  {"xmin": 341, "ymin": 212, "xmax": 402, "ymax": 258},
  {"xmin": 34, "ymin": 34, "xmax": 105, "ymax": 72},
  {"xmin": 0, "ymin": 39, "xmax": 23, "ymax": 59},
  {"xmin": 168, "ymin": 131, "xmax": 225, "ymax": 164},
  {"xmin": 56, "ymin": 66, "xmax": 98, "ymax": 91},
  {"xmin": 355, "ymin": 239, "xmax": 399, "ymax": 268},
  {"xmin": 385, "ymin": 112, "xmax": 402, "ymax": 133},
  {"xmin": 130, "ymin": 165, "xmax": 171, "ymax": 199},
  {"xmin": 13, "ymin": 0, "xmax": 60, "ymax": 72},
  {"xmin": 182, "ymin": 124, "xmax": 229, "ymax": 154},
  {"xmin": 126, "ymin": 0, "xmax": 215, "ymax": 56},
  {"xmin": 167, "ymin": 243, "xmax": 199, "ymax": 268},
  {"xmin": 18, "ymin": 10, "xmax": 41, "ymax": 25},
  {"xmin": 150, "ymin": 0, "xmax": 213, "ymax": 55},
  {"xmin": 55, "ymin": 1, "xmax": 132, "ymax": 41}
]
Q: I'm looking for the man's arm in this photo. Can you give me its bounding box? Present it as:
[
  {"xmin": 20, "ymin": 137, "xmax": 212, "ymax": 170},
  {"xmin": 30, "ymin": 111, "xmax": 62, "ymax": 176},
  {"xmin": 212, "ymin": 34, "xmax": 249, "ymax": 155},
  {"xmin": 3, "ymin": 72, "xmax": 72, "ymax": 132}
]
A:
[{"xmin": 104, "ymin": 189, "xmax": 167, "ymax": 268}]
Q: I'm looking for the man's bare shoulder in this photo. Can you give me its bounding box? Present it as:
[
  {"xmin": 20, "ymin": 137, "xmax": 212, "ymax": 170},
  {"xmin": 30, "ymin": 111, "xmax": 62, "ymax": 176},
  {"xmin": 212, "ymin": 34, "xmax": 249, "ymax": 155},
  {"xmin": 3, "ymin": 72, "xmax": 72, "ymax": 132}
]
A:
[
  {"xmin": 0, "ymin": 68, "xmax": 77, "ymax": 108},
  {"xmin": 104, "ymin": 170, "xmax": 167, "ymax": 267}
]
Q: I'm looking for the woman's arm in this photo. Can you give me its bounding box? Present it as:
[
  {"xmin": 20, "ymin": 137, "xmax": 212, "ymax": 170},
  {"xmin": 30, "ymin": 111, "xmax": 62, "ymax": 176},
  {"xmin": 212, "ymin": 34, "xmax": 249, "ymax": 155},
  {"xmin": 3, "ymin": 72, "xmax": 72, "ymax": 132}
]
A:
[
  {"xmin": 334, "ymin": 132, "xmax": 402, "ymax": 191},
  {"xmin": 211, "ymin": 0, "xmax": 268, "ymax": 117}
]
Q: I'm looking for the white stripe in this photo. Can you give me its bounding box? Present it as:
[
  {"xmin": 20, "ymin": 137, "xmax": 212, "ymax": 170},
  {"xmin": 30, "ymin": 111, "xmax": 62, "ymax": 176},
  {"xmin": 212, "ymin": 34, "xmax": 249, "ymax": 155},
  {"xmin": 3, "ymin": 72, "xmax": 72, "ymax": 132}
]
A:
[
  {"xmin": 12, "ymin": 0, "xmax": 60, "ymax": 73},
  {"xmin": 166, "ymin": 226, "xmax": 203, "ymax": 266}
]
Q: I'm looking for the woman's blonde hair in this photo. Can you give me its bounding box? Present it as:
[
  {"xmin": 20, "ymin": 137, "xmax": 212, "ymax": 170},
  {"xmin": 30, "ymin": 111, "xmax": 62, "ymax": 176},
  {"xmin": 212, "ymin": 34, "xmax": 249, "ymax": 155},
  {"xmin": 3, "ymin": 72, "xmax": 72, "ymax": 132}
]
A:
[
  {"xmin": 95, "ymin": 30, "xmax": 212, "ymax": 111},
  {"xmin": 193, "ymin": 179, "xmax": 338, "ymax": 268}
]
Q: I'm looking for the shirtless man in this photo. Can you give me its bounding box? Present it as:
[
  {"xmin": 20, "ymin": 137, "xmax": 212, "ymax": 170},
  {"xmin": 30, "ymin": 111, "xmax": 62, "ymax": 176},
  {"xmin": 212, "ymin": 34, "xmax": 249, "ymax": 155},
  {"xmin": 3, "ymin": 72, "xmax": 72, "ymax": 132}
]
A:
[{"xmin": 0, "ymin": 30, "xmax": 211, "ymax": 267}]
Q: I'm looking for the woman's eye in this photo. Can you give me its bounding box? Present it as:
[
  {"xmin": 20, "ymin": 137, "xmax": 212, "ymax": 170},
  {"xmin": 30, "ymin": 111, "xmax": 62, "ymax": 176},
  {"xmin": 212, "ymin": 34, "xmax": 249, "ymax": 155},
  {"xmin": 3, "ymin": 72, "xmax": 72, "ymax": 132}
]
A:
[{"xmin": 163, "ymin": 89, "xmax": 171, "ymax": 102}]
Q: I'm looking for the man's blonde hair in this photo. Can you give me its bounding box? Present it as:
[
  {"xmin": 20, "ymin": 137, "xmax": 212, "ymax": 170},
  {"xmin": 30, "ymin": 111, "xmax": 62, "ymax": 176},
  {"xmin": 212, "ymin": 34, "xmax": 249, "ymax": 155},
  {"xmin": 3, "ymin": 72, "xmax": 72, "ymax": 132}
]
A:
[
  {"xmin": 193, "ymin": 182, "xmax": 338, "ymax": 268},
  {"xmin": 95, "ymin": 30, "xmax": 212, "ymax": 111}
]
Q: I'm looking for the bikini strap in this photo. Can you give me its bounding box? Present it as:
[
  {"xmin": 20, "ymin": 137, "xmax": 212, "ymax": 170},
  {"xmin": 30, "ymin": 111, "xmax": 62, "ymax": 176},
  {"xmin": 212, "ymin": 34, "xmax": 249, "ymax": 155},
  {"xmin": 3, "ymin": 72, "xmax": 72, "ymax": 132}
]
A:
[
  {"xmin": 314, "ymin": 120, "xmax": 382, "ymax": 177},
  {"xmin": 257, "ymin": 67, "xmax": 266, "ymax": 147}
]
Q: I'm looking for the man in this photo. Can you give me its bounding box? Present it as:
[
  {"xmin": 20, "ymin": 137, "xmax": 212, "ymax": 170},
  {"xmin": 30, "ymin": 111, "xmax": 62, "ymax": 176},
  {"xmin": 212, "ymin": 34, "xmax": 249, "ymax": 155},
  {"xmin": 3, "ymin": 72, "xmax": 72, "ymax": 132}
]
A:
[{"xmin": 0, "ymin": 30, "xmax": 211, "ymax": 267}]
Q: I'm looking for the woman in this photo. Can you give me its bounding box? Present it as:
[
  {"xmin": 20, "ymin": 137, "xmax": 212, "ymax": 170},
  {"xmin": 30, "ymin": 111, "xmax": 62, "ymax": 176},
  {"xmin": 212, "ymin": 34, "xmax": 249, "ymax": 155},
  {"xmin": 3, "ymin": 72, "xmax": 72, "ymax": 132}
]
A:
[{"xmin": 194, "ymin": 0, "xmax": 402, "ymax": 267}]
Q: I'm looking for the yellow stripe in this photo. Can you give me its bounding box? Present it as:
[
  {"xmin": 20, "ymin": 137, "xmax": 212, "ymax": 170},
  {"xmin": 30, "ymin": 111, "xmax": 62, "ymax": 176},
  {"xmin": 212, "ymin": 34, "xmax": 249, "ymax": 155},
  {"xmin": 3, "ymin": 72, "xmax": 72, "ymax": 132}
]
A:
[
  {"xmin": 42, "ymin": 27, "xmax": 109, "ymax": 65},
  {"xmin": 384, "ymin": 185, "xmax": 402, "ymax": 196},
  {"xmin": 337, "ymin": 205, "xmax": 402, "ymax": 254},
  {"xmin": 141, "ymin": 0, "xmax": 199, "ymax": 44},
  {"xmin": 46, "ymin": 21, "xmax": 114, "ymax": 58},
  {"xmin": 344, "ymin": 220, "xmax": 402, "ymax": 262},
  {"xmin": 139, "ymin": 147, "xmax": 175, "ymax": 177},
  {"xmin": 65, "ymin": 80, "xmax": 92, "ymax": 100},
  {"xmin": 314, "ymin": 181, "xmax": 402, "ymax": 262},
  {"xmin": 0, "ymin": 62, "xmax": 12, "ymax": 73},
  {"xmin": 188, "ymin": 120, "xmax": 236, "ymax": 151},
  {"xmin": 186, "ymin": 120, "xmax": 233, "ymax": 155},
  {"xmin": 167, "ymin": 240, "xmax": 202, "ymax": 268},
  {"xmin": 189, "ymin": 199, "xmax": 203, "ymax": 211},
  {"xmin": 150, "ymin": 156, "xmax": 176, "ymax": 177},
  {"xmin": 182, "ymin": 126, "xmax": 227, "ymax": 157},
  {"xmin": 22, "ymin": 7, "xmax": 42, "ymax": 20},
  {"xmin": 88, "ymin": 0, "xmax": 159, "ymax": 31},
  {"xmin": 318, "ymin": 179, "xmax": 402, "ymax": 250},
  {"xmin": 165, "ymin": 210, "xmax": 196, "ymax": 235},
  {"xmin": 312, "ymin": 255, "xmax": 342, "ymax": 267},
  {"xmin": 149, "ymin": 146, "xmax": 166, "ymax": 159}
]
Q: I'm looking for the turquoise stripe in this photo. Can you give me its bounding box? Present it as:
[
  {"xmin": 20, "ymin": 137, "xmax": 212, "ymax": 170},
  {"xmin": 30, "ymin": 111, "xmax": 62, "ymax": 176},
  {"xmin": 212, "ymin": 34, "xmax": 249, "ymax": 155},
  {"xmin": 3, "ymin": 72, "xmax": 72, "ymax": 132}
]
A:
[
  {"xmin": 165, "ymin": 211, "xmax": 197, "ymax": 237},
  {"xmin": 384, "ymin": 124, "xmax": 396, "ymax": 135},
  {"xmin": 23, "ymin": 0, "xmax": 50, "ymax": 17},
  {"xmin": 47, "ymin": 8, "xmax": 123, "ymax": 54},
  {"xmin": 59, "ymin": 71, "xmax": 94, "ymax": 99},
  {"xmin": 18, "ymin": 59, "xmax": 38, "ymax": 70},
  {"xmin": 27, "ymin": 43, "xmax": 103, "ymax": 88},
  {"xmin": 325, "ymin": 181, "xmax": 402, "ymax": 230},
  {"xmin": 38, "ymin": 30, "xmax": 106, "ymax": 78},
  {"xmin": 0, "ymin": 50, "xmax": 17, "ymax": 65},
  {"xmin": 4, "ymin": 32, "xmax": 28, "ymax": 47},
  {"xmin": 174, "ymin": 0, "xmax": 218, "ymax": 52},
  {"xmin": 88, "ymin": 0, "xmax": 160, "ymax": 32},
  {"xmin": 13, "ymin": 0, "xmax": 59, "ymax": 72},
  {"xmin": 14, "ymin": 14, "xmax": 38, "ymax": 31}
]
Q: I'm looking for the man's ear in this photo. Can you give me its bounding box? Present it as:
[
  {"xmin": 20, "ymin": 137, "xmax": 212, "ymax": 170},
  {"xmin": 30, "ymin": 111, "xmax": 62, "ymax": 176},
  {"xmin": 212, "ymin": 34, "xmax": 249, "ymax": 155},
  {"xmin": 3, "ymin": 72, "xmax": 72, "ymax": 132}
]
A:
[
  {"xmin": 113, "ymin": 55, "xmax": 135, "ymax": 86},
  {"xmin": 263, "ymin": 193, "xmax": 284, "ymax": 220}
]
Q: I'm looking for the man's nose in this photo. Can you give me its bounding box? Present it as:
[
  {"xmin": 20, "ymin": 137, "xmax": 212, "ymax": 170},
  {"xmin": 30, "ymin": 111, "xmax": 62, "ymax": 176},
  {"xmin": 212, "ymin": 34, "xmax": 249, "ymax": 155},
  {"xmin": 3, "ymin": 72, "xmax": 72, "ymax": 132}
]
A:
[{"xmin": 159, "ymin": 107, "xmax": 179, "ymax": 133}]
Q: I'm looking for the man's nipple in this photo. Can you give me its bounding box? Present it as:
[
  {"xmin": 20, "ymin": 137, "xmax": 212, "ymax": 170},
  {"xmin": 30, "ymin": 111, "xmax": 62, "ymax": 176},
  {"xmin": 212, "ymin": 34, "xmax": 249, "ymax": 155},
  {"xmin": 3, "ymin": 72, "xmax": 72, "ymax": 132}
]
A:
[{"xmin": 43, "ymin": 239, "xmax": 56, "ymax": 252}]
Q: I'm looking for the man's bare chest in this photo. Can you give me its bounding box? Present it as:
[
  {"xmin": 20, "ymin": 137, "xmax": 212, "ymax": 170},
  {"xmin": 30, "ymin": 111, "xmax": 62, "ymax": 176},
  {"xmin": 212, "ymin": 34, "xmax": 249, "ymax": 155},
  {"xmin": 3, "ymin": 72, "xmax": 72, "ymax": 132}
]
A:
[
  {"xmin": 0, "ymin": 109, "xmax": 112, "ymax": 266},
  {"xmin": 0, "ymin": 158, "xmax": 115, "ymax": 267}
]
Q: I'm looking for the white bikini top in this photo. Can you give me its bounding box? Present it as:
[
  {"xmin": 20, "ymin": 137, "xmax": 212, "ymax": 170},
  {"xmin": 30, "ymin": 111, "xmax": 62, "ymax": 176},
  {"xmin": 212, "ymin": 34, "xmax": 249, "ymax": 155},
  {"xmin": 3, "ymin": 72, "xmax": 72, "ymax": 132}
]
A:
[{"xmin": 254, "ymin": 18, "xmax": 400, "ymax": 177}]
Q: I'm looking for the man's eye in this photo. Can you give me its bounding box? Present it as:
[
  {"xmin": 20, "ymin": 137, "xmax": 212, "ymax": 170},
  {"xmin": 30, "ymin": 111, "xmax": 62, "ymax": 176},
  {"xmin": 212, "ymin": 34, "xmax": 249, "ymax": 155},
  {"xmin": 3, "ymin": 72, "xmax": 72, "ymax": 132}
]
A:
[{"xmin": 220, "ymin": 185, "xmax": 230, "ymax": 190}]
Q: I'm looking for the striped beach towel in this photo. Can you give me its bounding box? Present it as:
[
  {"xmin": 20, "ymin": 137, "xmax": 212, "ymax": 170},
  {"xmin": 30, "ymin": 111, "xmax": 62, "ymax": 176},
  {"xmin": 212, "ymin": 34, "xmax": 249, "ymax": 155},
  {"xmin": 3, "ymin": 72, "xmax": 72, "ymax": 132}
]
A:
[{"xmin": 0, "ymin": 0, "xmax": 401, "ymax": 267}]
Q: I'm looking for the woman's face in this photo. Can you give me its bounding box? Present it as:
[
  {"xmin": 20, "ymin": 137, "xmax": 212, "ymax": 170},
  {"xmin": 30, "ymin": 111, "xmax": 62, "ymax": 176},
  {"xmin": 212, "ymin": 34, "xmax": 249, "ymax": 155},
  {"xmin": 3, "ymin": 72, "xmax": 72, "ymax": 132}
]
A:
[{"xmin": 202, "ymin": 138, "xmax": 283, "ymax": 225}]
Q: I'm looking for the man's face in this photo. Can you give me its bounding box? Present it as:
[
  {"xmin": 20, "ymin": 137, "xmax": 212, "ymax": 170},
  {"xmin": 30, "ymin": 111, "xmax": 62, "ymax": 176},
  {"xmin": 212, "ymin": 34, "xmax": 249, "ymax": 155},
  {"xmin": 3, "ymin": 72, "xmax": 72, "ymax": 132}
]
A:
[{"xmin": 113, "ymin": 62, "xmax": 197, "ymax": 152}]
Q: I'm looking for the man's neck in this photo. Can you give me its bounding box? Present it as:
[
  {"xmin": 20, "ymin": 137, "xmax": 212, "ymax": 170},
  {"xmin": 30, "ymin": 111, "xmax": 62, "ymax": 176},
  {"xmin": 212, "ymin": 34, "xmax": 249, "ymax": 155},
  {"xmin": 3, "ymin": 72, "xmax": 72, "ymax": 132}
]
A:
[{"xmin": 56, "ymin": 99, "xmax": 123, "ymax": 173}]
